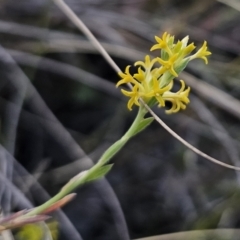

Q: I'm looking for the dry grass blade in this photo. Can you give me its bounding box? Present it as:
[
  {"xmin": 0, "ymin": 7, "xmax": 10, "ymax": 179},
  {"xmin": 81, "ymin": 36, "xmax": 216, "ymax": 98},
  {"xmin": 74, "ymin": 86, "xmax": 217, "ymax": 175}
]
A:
[
  {"xmin": 181, "ymin": 71, "xmax": 240, "ymax": 119},
  {"xmin": 217, "ymin": 0, "xmax": 240, "ymax": 12}
]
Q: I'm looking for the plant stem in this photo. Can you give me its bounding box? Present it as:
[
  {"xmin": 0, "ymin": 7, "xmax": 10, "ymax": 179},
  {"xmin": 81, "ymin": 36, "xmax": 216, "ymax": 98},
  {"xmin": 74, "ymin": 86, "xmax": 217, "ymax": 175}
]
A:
[{"xmin": 25, "ymin": 106, "xmax": 147, "ymax": 217}]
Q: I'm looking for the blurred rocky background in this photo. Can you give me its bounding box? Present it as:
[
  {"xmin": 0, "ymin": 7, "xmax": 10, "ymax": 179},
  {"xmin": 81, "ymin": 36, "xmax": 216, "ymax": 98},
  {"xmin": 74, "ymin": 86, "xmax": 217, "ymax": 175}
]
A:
[{"xmin": 1, "ymin": 0, "xmax": 240, "ymax": 239}]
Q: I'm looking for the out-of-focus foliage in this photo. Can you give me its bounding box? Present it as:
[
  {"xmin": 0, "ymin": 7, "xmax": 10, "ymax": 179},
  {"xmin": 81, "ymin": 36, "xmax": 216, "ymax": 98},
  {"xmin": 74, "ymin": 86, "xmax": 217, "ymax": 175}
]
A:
[{"xmin": 16, "ymin": 221, "xmax": 58, "ymax": 240}]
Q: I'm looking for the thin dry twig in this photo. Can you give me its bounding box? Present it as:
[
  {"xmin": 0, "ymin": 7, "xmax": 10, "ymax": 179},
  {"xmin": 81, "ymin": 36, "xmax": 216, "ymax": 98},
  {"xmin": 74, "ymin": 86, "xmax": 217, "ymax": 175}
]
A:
[
  {"xmin": 143, "ymin": 101, "xmax": 240, "ymax": 170},
  {"xmin": 191, "ymin": 96, "xmax": 240, "ymax": 180},
  {"xmin": 52, "ymin": 0, "xmax": 121, "ymax": 73}
]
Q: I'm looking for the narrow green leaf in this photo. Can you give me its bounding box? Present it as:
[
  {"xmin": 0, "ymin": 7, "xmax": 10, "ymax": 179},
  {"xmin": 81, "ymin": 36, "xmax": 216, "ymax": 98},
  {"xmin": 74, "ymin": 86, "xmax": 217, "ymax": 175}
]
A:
[
  {"xmin": 86, "ymin": 164, "xmax": 113, "ymax": 182},
  {"xmin": 159, "ymin": 72, "xmax": 174, "ymax": 88},
  {"xmin": 132, "ymin": 117, "xmax": 154, "ymax": 137},
  {"xmin": 175, "ymin": 58, "xmax": 189, "ymax": 73},
  {"xmin": 161, "ymin": 50, "xmax": 169, "ymax": 61},
  {"xmin": 99, "ymin": 140, "xmax": 126, "ymax": 165}
]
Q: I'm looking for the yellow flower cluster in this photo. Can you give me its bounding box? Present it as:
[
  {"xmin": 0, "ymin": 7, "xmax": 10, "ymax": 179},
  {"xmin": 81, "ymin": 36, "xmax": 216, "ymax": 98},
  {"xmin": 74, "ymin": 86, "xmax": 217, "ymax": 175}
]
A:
[{"xmin": 117, "ymin": 32, "xmax": 211, "ymax": 113}]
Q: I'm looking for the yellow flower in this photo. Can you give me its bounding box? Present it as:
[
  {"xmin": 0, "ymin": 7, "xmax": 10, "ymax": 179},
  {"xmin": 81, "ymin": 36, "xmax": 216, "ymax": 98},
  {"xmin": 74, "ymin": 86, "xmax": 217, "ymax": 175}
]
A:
[
  {"xmin": 116, "ymin": 32, "xmax": 211, "ymax": 113},
  {"xmin": 162, "ymin": 80, "xmax": 190, "ymax": 114},
  {"xmin": 144, "ymin": 78, "xmax": 173, "ymax": 107},
  {"xmin": 156, "ymin": 54, "xmax": 179, "ymax": 77},
  {"xmin": 134, "ymin": 55, "xmax": 159, "ymax": 85},
  {"xmin": 117, "ymin": 66, "xmax": 139, "ymax": 87},
  {"xmin": 181, "ymin": 42, "xmax": 196, "ymax": 57},
  {"xmin": 121, "ymin": 84, "xmax": 141, "ymax": 111},
  {"xmin": 150, "ymin": 32, "xmax": 174, "ymax": 55},
  {"xmin": 189, "ymin": 41, "xmax": 211, "ymax": 64},
  {"xmin": 118, "ymin": 55, "xmax": 174, "ymax": 111},
  {"xmin": 134, "ymin": 55, "xmax": 157, "ymax": 70},
  {"xmin": 133, "ymin": 67, "xmax": 145, "ymax": 82}
]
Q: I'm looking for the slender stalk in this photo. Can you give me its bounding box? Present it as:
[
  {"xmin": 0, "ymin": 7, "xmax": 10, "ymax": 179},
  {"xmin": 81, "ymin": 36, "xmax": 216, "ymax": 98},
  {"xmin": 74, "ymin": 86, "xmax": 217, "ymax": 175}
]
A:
[
  {"xmin": 52, "ymin": 0, "xmax": 121, "ymax": 74},
  {"xmin": 141, "ymin": 100, "xmax": 240, "ymax": 171},
  {"xmin": 25, "ymin": 107, "xmax": 147, "ymax": 216},
  {"xmin": 98, "ymin": 107, "xmax": 147, "ymax": 165}
]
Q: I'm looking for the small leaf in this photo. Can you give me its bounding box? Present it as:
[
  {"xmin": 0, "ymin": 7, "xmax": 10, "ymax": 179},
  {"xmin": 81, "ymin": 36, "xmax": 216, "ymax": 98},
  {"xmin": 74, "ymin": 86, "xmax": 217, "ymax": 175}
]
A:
[
  {"xmin": 0, "ymin": 210, "xmax": 26, "ymax": 224},
  {"xmin": 9, "ymin": 215, "xmax": 51, "ymax": 229},
  {"xmin": 132, "ymin": 117, "xmax": 154, "ymax": 137},
  {"xmin": 175, "ymin": 58, "xmax": 189, "ymax": 73},
  {"xmin": 86, "ymin": 164, "xmax": 113, "ymax": 182},
  {"xmin": 159, "ymin": 72, "xmax": 174, "ymax": 88}
]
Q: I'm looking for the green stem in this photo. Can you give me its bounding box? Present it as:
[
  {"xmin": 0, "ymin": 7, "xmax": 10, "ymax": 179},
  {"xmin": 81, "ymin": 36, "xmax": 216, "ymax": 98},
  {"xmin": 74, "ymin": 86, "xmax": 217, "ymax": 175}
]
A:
[
  {"xmin": 25, "ymin": 106, "xmax": 147, "ymax": 217},
  {"xmin": 97, "ymin": 106, "xmax": 147, "ymax": 166}
]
